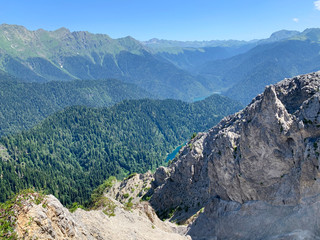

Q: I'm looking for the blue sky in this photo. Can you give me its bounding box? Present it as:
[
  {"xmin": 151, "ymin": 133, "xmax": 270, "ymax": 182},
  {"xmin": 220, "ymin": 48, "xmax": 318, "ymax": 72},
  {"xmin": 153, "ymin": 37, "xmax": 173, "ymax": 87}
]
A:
[{"xmin": 1, "ymin": 0, "xmax": 320, "ymax": 41}]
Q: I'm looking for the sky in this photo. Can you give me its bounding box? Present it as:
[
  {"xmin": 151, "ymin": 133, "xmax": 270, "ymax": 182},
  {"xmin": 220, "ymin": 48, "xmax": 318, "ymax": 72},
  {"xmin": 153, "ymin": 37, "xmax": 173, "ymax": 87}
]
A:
[{"xmin": 1, "ymin": 0, "xmax": 320, "ymax": 41}]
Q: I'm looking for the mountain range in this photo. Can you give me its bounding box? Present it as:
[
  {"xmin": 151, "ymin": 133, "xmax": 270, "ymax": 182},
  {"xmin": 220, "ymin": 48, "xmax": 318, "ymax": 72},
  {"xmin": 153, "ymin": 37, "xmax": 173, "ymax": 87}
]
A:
[
  {"xmin": 0, "ymin": 25, "xmax": 320, "ymax": 205},
  {"xmin": 147, "ymin": 28, "xmax": 320, "ymax": 104},
  {"xmin": 0, "ymin": 24, "xmax": 211, "ymax": 101},
  {"xmin": 1, "ymin": 24, "xmax": 320, "ymax": 105},
  {"xmin": 144, "ymin": 29, "xmax": 301, "ymax": 74},
  {"xmin": 204, "ymin": 29, "xmax": 320, "ymax": 103}
]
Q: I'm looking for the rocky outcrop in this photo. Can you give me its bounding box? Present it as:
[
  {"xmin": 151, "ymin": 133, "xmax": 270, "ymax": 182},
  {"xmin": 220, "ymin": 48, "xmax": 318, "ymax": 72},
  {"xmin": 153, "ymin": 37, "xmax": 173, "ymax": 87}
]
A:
[
  {"xmin": 16, "ymin": 194, "xmax": 90, "ymax": 239},
  {"xmin": 15, "ymin": 192, "xmax": 190, "ymax": 240},
  {"xmin": 106, "ymin": 171, "xmax": 154, "ymax": 205},
  {"xmin": 151, "ymin": 71, "xmax": 320, "ymax": 239}
]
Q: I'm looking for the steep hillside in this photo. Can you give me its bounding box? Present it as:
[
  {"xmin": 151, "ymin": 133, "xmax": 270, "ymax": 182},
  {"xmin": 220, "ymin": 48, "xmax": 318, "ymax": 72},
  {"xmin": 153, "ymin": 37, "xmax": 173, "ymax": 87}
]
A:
[
  {"xmin": 150, "ymin": 71, "xmax": 320, "ymax": 239},
  {"xmin": 0, "ymin": 95, "xmax": 242, "ymax": 205},
  {"xmin": 199, "ymin": 28, "xmax": 320, "ymax": 103},
  {"xmin": 143, "ymin": 39, "xmax": 255, "ymax": 74},
  {"xmin": 0, "ymin": 76, "xmax": 152, "ymax": 136},
  {"xmin": 0, "ymin": 24, "xmax": 210, "ymax": 101},
  {"xmin": 152, "ymin": 47, "xmax": 248, "ymax": 75}
]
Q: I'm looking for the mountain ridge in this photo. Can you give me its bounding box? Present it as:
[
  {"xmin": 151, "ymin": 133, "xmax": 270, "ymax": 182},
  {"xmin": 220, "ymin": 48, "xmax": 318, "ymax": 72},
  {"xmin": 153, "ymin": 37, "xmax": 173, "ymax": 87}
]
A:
[
  {"xmin": 1, "ymin": 24, "xmax": 320, "ymax": 103},
  {"xmin": 0, "ymin": 24, "xmax": 211, "ymax": 101},
  {"xmin": 143, "ymin": 29, "xmax": 300, "ymax": 50},
  {"xmin": 199, "ymin": 34, "xmax": 320, "ymax": 103}
]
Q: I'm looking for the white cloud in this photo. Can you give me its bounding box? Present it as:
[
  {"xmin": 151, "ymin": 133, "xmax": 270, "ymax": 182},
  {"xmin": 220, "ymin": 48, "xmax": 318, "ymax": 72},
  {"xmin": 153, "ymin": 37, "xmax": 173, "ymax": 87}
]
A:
[
  {"xmin": 292, "ymin": 18, "xmax": 299, "ymax": 23},
  {"xmin": 314, "ymin": 0, "xmax": 320, "ymax": 10}
]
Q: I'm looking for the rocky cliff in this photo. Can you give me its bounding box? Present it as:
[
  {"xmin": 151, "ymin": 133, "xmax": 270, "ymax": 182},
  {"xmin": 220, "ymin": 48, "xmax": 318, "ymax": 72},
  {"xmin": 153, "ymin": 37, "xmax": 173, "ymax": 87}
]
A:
[{"xmin": 151, "ymin": 71, "xmax": 320, "ymax": 239}]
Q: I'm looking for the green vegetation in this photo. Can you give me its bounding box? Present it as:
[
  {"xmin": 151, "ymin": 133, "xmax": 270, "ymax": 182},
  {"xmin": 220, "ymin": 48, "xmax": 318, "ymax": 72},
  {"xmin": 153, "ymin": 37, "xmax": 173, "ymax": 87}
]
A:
[
  {"xmin": 125, "ymin": 173, "xmax": 137, "ymax": 180},
  {"xmin": 124, "ymin": 197, "xmax": 134, "ymax": 211},
  {"xmin": 198, "ymin": 30, "xmax": 320, "ymax": 104},
  {"xmin": 0, "ymin": 95, "xmax": 242, "ymax": 206},
  {"xmin": 161, "ymin": 206, "xmax": 182, "ymax": 220},
  {"xmin": 0, "ymin": 24, "xmax": 213, "ymax": 101},
  {"xmin": 92, "ymin": 197, "xmax": 116, "ymax": 217},
  {"xmin": 88, "ymin": 177, "xmax": 117, "ymax": 217},
  {"xmin": 102, "ymin": 200, "xmax": 117, "ymax": 217},
  {"xmin": 0, "ymin": 199, "xmax": 18, "ymax": 239},
  {"xmin": 90, "ymin": 176, "xmax": 117, "ymax": 204},
  {"xmin": 68, "ymin": 176, "xmax": 117, "ymax": 214},
  {"xmin": 0, "ymin": 76, "xmax": 151, "ymax": 137},
  {"xmin": 69, "ymin": 202, "xmax": 85, "ymax": 213}
]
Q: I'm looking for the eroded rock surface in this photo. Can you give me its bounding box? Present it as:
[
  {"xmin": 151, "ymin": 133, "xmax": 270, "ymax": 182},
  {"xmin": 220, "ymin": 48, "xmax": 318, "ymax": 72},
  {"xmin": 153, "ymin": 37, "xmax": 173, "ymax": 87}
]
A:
[
  {"xmin": 16, "ymin": 195, "xmax": 90, "ymax": 239},
  {"xmin": 15, "ymin": 193, "xmax": 190, "ymax": 240},
  {"xmin": 106, "ymin": 171, "xmax": 154, "ymax": 205},
  {"xmin": 151, "ymin": 71, "xmax": 320, "ymax": 239}
]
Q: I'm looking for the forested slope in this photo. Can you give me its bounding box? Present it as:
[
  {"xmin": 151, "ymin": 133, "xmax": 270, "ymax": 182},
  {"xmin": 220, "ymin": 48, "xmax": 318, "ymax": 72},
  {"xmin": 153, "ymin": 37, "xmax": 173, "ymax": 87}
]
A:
[{"xmin": 0, "ymin": 76, "xmax": 152, "ymax": 136}]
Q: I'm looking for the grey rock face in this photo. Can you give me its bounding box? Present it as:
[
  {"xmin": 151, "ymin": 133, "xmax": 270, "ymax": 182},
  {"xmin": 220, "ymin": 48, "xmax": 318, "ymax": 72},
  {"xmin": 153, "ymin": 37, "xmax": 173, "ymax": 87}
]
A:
[
  {"xmin": 153, "ymin": 166, "xmax": 170, "ymax": 188},
  {"xmin": 151, "ymin": 71, "xmax": 320, "ymax": 239}
]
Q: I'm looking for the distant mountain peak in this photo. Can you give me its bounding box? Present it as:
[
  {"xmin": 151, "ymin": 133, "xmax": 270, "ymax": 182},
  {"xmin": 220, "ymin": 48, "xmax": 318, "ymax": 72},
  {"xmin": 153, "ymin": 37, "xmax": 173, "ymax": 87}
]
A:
[
  {"xmin": 269, "ymin": 29, "xmax": 300, "ymax": 41},
  {"xmin": 303, "ymin": 27, "xmax": 320, "ymax": 33},
  {"xmin": 53, "ymin": 27, "xmax": 70, "ymax": 33},
  {"xmin": 299, "ymin": 28, "xmax": 320, "ymax": 42},
  {"xmin": 0, "ymin": 23, "xmax": 27, "ymax": 30}
]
